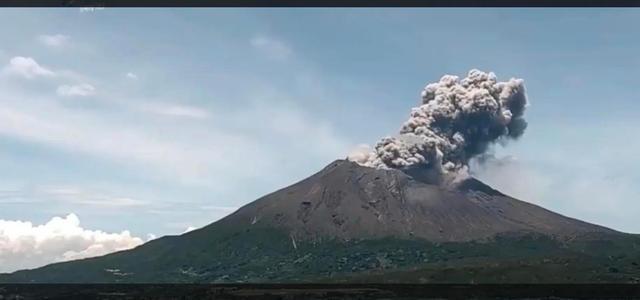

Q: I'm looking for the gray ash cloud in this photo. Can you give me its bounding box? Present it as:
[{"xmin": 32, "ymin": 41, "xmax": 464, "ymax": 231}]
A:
[{"xmin": 348, "ymin": 69, "xmax": 528, "ymax": 179}]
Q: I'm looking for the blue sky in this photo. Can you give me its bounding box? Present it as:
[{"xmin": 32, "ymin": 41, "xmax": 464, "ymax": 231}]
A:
[{"xmin": 0, "ymin": 8, "xmax": 639, "ymax": 272}]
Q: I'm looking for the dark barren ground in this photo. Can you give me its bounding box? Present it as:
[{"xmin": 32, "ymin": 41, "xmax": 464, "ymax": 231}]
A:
[{"xmin": 2, "ymin": 160, "xmax": 640, "ymax": 287}]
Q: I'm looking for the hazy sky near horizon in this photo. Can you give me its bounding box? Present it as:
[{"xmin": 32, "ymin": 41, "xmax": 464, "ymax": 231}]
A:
[{"xmin": 0, "ymin": 8, "xmax": 639, "ymax": 272}]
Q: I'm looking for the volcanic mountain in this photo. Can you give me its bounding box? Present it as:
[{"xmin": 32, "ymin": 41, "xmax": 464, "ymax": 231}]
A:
[
  {"xmin": 224, "ymin": 160, "xmax": 614, "ymax": 242},
  {"xmin": 2, "ymin": 160, "xmax": 639, "ymax": 283}
]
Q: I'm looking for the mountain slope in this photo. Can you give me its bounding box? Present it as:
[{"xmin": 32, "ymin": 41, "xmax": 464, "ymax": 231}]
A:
[
  {"xmin": 214, "ymin": 160, "xmax": 615, "ymax": 242},
  {"xmin": 1, "ymin": 160, "xmax": 638, "ymax": 283}
]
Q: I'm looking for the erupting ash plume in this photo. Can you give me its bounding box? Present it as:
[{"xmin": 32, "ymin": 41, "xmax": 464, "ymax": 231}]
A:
[{"xmin": 348, "ymin": 69, "xmax": 528, "ymax": 180}]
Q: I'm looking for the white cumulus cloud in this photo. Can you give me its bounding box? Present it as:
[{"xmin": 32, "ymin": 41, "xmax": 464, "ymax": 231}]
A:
[
  {"xmin": 0, "ymin": 214, "xmax": 144, "ymax": 273},
  {"xmin": 3, "ymin": 57, "xmax": 55, "ymax": 79},
  {"xmin": 56, "ymin": 83, "xmax": 96, "ymax": 97},
  {"xmin": 37, "ymin": 34, "xmax": 70, "ymax": 48}
]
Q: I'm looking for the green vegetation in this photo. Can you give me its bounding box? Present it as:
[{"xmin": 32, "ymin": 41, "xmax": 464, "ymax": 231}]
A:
[{"xmin": 3, "ymin": 226, "xmax": 640, "ymax": 283}]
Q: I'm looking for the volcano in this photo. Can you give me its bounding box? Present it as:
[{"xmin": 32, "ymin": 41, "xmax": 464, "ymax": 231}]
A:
[
  {"xmin": 222, "ymin": 160, "xmax": 614, "ymax": 242},
  {"xmin": 2, "ymin": 160, "xmax": 639, "ymax": 283}
]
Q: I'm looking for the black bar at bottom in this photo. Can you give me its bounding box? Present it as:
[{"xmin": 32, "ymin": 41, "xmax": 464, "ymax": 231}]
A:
[{"xmin": 1, "ymin": 284, "xmax": 640, "ymax": 299}]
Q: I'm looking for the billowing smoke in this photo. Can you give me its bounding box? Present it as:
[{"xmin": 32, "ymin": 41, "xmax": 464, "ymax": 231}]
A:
[{"xmin": 348, "ymin": 69, "xmax": 528, "ymax": 182}]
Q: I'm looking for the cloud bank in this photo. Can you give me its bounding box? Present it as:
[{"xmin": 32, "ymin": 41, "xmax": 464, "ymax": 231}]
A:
[{"xmin": 0, "ymin": 214, "xmax": 144, "ymax": 273}]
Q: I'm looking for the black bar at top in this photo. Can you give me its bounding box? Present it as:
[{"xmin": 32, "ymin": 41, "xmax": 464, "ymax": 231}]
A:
[{"xmin": 1, "ymin": 0, "xmax": 640, "ymax": 7}]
